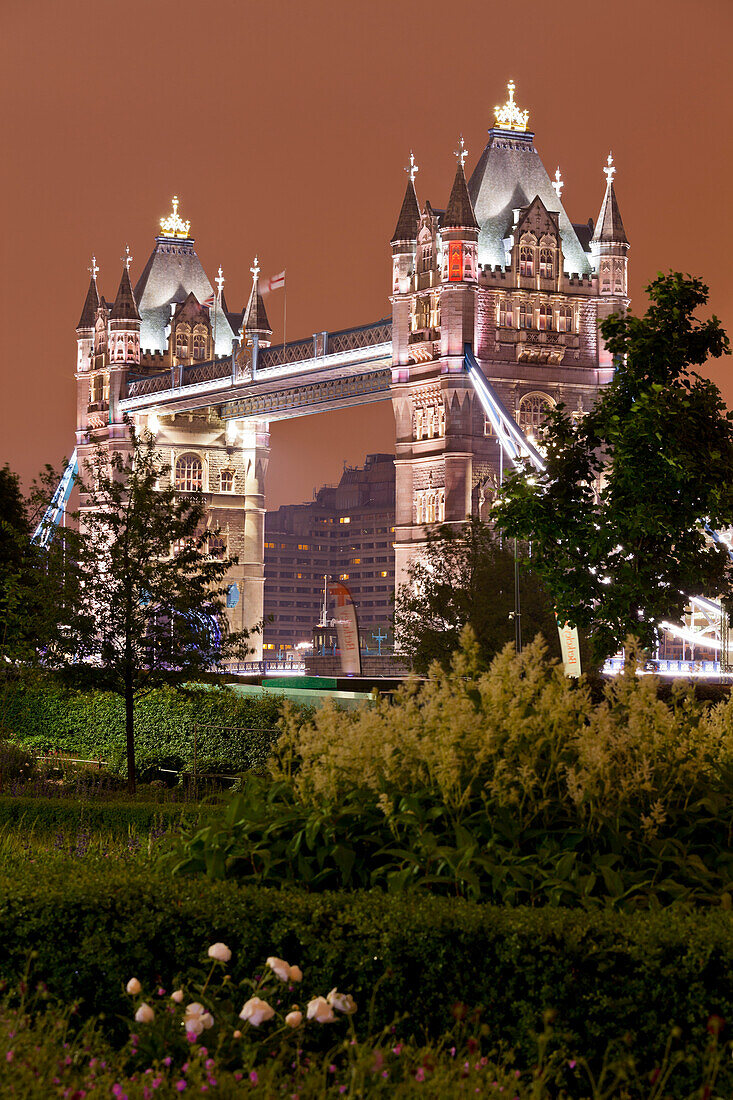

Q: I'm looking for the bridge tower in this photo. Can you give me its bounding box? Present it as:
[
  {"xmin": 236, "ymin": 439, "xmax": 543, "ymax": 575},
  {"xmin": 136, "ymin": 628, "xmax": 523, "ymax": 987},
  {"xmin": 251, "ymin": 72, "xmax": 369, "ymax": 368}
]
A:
[{"xmin": 390, "ymin": 82, "xmax": 628, "ymax": 588}]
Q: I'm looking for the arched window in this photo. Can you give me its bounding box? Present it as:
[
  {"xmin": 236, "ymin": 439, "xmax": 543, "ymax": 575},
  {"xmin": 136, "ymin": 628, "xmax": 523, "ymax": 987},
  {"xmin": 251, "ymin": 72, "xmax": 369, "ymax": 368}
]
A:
[
  {"xmin": 207, "ymin": 532, "xmax": 226, "ymax": 559},
  {"xmin": 558, "ymin": 305, "xmax": 573, "ymax": 333},
  {"xmin": 519, "ymin": 302, "xmax": 532, "ymax": 329},
  {"xmin": 175, "ymin": 327, "xmax": 189, "ymax": 360},
  {"xmin": 437, "ymin": 488, "xmax": 445, "ymax": 523},
  {"xmin": 193, "ymin": 331, "xmax": 207, "ymax": 360},
  {"xmin": 415, "ymin": 408, "xmax": 424, "ymax": 440},
  {"xmin": 498, "ymin": 299, "xmax": 514, "ymax": 328},
  {"xmin": 538, "ymin": 304, "xmax": 553, "ymax": 331},
  {"xmin": 518, "ymin": 393, "xmax": 555, "ymax": 439},
  {"xmin": 415, "ymin": 493, "xmax": 424, "ymax": 525},
  {"xmin": 539, "ymin": 249, "xmax": 554, "ymax": 279},
  {"xmin": 219, "ymin": 469, "xmax": 234, "ymax": 493},
  {"xmin": 175, "ymin": 454, "xmax": 203, "ymax": 492},
  {"xmin": 519, "ymin": 246, "xmax": 534, "ymax": 278},
  {"xmin": 425, "ymin": 491, "xmax": 436, "ymax": 525}
]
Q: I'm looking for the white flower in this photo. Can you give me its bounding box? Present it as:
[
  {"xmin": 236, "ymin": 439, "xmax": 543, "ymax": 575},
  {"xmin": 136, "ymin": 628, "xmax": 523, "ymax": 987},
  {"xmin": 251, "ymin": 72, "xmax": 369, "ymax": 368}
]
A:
[
  {"xmin": 266, "ymin": 956, "xmax": 291, "ymax": 983},
  {"xmin": 134, "ymin": 1003, "xmax": 155, "ymax": 1024},
  {"xmin": 306, "ymin": 996, "xmax": 337, "ymax": 1024},
  {"xmin": 183, "ymin": 1002, "xmax": 214, "ymax": 1036},
  {"xmin": 285, "ymin": 1009, "xmax": 303, "ymax": 1028},
  {"xmin": 126, "ymin": 978, "xmax": 142, "ymax": 995},
  {"xmin": 289, "ymin": 965, "xmax": 303, "ymax": 983},
  {"xmin": 171, "ymin": 990, "xmax": 184, "ymax": 1004},
  {"xmin": 327, "ymin": 988, "xmax": 358, "ymax": 1015},
  {"xmin": 207, "ymin": 942, "xmax": 231, "ymax": 963},
  {"xmin": 239, "ymin": 996, "xmax": 275, "ymax": 1027}
]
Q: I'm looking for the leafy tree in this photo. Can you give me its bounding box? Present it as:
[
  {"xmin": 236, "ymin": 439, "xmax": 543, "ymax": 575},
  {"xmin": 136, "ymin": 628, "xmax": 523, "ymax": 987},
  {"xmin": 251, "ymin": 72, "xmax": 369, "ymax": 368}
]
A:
[
  {"xmin": 493, "ymin": 273, "xmax": 733, "ymax": 661},
  {"xmin": 60, "ymin": 425, "xmax": 252, "ymax": 792},
  {"xmin": 393, "ymin": 518, "xmax": 560, "ymax": 673}
]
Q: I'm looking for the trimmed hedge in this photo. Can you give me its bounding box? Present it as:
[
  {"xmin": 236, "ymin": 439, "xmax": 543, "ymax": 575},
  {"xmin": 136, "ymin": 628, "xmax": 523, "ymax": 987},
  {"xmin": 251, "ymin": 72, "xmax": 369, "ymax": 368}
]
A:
[
  {"xmin": 0, "ymin": 795, "xmax": 202, "ymax": 835},
  {"xmin": 1, "ymin": 864, "xmax": 732, "ymax": 1092},
  {"xmin": 0, "ymin": 679, "xmax": 289, "ymax": 775}
]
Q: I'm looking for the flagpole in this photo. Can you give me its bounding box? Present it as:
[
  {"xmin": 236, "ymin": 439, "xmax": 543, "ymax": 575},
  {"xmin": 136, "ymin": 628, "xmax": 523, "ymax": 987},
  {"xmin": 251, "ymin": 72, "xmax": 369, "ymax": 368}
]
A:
[{"xmin": 283, "ymin": 269, "xmax": 287, "ymax": 355}]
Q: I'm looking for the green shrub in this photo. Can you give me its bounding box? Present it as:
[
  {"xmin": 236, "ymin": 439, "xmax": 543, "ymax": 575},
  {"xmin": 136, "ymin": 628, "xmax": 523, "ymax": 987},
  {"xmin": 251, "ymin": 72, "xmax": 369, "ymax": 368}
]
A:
[
  {"xmin": 0, "ymin": 739, "xmax": 35, "ymax": 784},
  {"xmin": 0, "ymin": 795, "xmax": 201, "ymax": 836},
  {"xmin": 0, "ymin": 676, "xmax": 290, "ymax": 775},
  {"xmin": 1, "ymin": 864, "xmax": 733, "ymax": 1094}
]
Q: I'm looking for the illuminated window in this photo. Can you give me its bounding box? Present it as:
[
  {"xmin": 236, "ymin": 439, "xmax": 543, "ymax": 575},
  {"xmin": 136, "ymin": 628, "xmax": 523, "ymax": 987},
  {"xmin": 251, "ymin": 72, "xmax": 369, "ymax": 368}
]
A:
[
  {"xmin": 352, "ymin": 558, "xmax": 361, "ymax": 565},
  {"xmin": 175, "ymin": 454, "xmax": 203, "ymax": 492},
  {"xmin": 297, "ymin": 543, "xmax": 310, "ymax": 550},
  {"xmin": 558, "ymin": 305, "xmax": 573, "ymax": 333},
  {"xmin": 519, "ymin": 302, "xmax": 532, "ymax": 329},
  {"xmin": 340, "ymin": 573, "xmax": 349, "ymax": 580},
  {"xmin": 539, "ymin": 249, "xmax": 554, "ymax": 279},
  {"xmin": 193, "ymin": 331, "xmax": 207, "ymax": 360},
  {"xmin": 484, "ymin": 417, "xmax": 493, "ymax": 437},
  {"xmin": 263, "ymin": 643, "xmax": 275, "ymax": 650},
  {"xmin": 519, "ymin": 246, "xmax": 534, "ymax": 278},
  {"xmin": 175, "ymin": 327, "xmax": 189, "ymax": 360},
  {"xmin": 498, "ymin": 299, "xmax": 514, "ymax": 328},
  {"xmin": 219, "ymin": 469, "xmax": 235, "ymax": 492},
  {"xmin": 380, "ymin": 571, "xmax": 388, "ymax": 577},
  {"xmin": 518, "ymin": 392, "xmax": 555, "ymax": 438},
  {"xmin": 538, "ymin": 304, "xmax": 553, "ymax": 331},
  {"xmin": 339, "ymin": 517, "xmax": 351, "ymax": 524}
]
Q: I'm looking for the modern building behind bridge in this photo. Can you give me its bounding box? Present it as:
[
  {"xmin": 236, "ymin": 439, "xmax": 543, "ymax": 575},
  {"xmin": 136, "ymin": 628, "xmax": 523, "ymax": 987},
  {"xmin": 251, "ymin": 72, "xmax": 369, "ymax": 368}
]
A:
[{"xmin": 263, "ymin": 454, "xmax": 395, "ymax": 657}]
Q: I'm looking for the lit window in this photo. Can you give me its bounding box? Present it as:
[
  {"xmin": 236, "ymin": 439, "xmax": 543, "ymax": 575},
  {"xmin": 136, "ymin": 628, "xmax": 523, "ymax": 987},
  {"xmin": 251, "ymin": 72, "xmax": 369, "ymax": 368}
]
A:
[
  {"xmin": 519, "ymin": 246, "xmax": 534, "ymax": 278},
  {"xmin": 193, "ymin": 331, "xmax": 207, "ymax": 360},
  {"xmin": 558, "ymin": 306, "xmax": 573, "ymax": 333},
  {"xmin": 263, "ymin": 643, "xmax": 275, "ymax": 650},
  {"xmin": 518, "ymin": 392, "xmax": 555, "ymax": 438},
  {"xmin": 265, "ymin": 542, "xmax": 275, "ymax": 549},
  {"xmin": 539, "ymin": 249, "xmax": 554, "ymax": 279},
  {"xmin": 297, "ymin": 543, "xmax": 310, "ymax": 550},
  {"xmin": 175, "ymin": 454, "xmax": 203, "ymax": 492},
  {"xmin": 352, "ymin": 558, "xmax": 361, "ymax": 565},
  {"xmin": 340, "ymin": 573, "xmax": 349, "ymax": 580},
  {"xmin": 519, "ymin": 302, "xmax": 532, "ymax": 329},
  {"xmin": 175, "ymin": 328, "xmax": 189, "ymax": 360},
  {"xmin": 339, "ymin": 517, "xmax": 350, "ymax": 524},
  {"xmin": 296, "ymin": 573, "xmax": 303, "ymax": 579},
  {"xmin": 498, "ymin": 299, "xmax": 514, "ymax": 328},
  {"xmin": 219, "ymin": 469, "xmax": 235, "ymax": 492},
  {"xmin": 380, "ymin": 571, "xmax": 388, "ymax": 577},
  {"xmin": 538, "ymin": 304, "xmax": 553, "ymax": 331}
]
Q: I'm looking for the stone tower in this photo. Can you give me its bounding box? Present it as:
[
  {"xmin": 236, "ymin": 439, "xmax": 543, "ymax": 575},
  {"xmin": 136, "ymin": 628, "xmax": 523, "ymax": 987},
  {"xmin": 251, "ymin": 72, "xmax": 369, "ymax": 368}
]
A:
[{"xmin": 390, "ymin": 82, "xmax": 629, "ymax": 587}]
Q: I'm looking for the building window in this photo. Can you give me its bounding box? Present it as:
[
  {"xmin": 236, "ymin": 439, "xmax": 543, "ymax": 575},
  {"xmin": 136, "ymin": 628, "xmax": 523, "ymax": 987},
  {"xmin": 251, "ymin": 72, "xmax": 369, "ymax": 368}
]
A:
[
  {"xmin": 193, "ymin": 331, "xmax": 207, "ymax": 360},
  {"xmin": 558, "ymin": 305, "xmax": 573, "ymax": 333},
  {"xmin": 175, "ymin": 328, "xmax": 189, "ymax": 360},
  {"xmin": 498, "ymin": 299, "xmax": 514, "ymax": 328},
  {"xmin": 539, "ymin": 249, "xmax": 554, "ymax": 279},
  {"xmin": 175, "ymin": 454, "xmax": 203, "ymax": 492},
  {"xmin": 519, "ymin": 302, "xmax": 532, "ymax": 329},
  {"xmin": 207, "ymin": 532, "xmax": 226, "ymax": 559},
  {"xmin": 519, "ymin": 246, "xmax": 534, "ymax": 278},
  {"xmin": 340, "ymin": 573, "xmax": 349, "ymax": 581},
  {"xmin": 538, "ymin": 304, "xmax": 553, "ymax": 331},
  {"xmin": 219, "ymin": 468, "xmax": 235, "ymax": 492},
  {"xmin": 518, "ymin": 393, "xmax": 555, "ymax": 439}
]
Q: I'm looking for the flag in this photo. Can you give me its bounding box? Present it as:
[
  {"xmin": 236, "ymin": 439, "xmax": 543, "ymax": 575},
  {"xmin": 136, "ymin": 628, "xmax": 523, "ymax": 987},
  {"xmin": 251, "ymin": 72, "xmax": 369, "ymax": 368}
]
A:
[
  {"xmin": 261, "ymin": 270, "xmax": 286, "ymax": 295},
  {"xmin": 328, "ymin": 581, "xmax": 362, "ymax": 676},
  {"xmin": 202, "ymin": 293, "xmax": 216, "ymax": 307}
]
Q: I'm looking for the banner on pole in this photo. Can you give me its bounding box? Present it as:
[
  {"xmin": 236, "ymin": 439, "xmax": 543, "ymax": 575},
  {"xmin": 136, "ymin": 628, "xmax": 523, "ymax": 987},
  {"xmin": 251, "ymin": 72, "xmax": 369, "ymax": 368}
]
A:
[
  {"xmin": 557, "ymin": 620, "xmax": 582, "ymax": 678},
  {"xmin": 328, "ymin": 581, "xmax": 362, "ymax": 676}
]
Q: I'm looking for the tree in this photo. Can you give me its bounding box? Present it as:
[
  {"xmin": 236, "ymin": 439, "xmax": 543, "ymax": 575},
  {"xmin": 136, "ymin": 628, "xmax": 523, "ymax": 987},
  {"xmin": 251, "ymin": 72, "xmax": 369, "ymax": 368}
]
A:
[
  {"xmin": 62, "ymin": 425, "xmax": 252, "ymax": 792},
  {"xmin": 394, "ymin": 518, "xmax": 561, "ymax": 674},
  {"xmin": 492, "ymin": 273, "xmax": 733, "ymax": 661}
]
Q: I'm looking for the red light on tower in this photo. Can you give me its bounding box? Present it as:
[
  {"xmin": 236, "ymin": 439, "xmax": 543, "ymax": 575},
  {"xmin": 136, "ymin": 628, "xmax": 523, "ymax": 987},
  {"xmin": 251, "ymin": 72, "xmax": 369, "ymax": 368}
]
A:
[{"xmin": 448, "ymin": 242, "xmax": 463, "ymax": 281}]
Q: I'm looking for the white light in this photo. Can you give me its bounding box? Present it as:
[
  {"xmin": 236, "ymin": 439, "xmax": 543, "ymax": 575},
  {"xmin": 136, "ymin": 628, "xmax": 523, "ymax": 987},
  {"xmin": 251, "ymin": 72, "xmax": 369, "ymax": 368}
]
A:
[
  {"xmin": 226, "ymin": 420, "xmax": 239, "ymax": 445},
  {"xmin": 148, "ymin": 412, "xmax": 160, "ymax": 435}
]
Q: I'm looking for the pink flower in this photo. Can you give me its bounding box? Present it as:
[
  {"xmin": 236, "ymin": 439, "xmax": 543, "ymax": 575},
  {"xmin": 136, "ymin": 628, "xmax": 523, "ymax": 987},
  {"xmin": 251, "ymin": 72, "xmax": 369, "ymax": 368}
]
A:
[
  {"xmin": 249, "ymin": 1071, "xmax": 258, "ymax": 1084},
  {"xmin": 415, "ymin": 1067, "xmax": 425, "ymax": 1081},
  {"xmin": 176, "ymin": 1083, "xmax": 187, "ymax": 1093},
  {"xmin": 5, "ymin": 1051, "xmax": 13, "ymax": 1063}
]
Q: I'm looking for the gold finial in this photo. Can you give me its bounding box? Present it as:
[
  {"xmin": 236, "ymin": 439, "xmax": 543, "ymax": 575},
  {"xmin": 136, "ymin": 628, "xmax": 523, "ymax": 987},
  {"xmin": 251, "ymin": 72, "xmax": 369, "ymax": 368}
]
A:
[
  {"xmin": 404, "ymin": 151, "xmax": 419, "ymax": 184},
  {"xmin": 604, "ymin": 151, "xmax": 616, "ymax": 186},
  {"xmin": 494, "ymin": 80, "xmax": 530, "ymax": 132},
  {"xmin": 160, "ymin": 195, "xmax": 191, "ymax": 239}
]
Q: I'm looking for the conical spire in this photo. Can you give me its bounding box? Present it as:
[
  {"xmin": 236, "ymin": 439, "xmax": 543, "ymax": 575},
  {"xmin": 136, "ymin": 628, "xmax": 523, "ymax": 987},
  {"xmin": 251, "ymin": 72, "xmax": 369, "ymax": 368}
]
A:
[
  {"xmin": 243, "ymin": 257, "xmax": 271, "ymax": 337},
  {"xmin": 77, "ymin": 274, "xmax": 100, "ymax": 330},
  {"xmin": 110, "ymin": 260, "xmax": 141, "ymax": 322},
  {"xmin": 443, "ymin": 142, "xmax": 478, "ymax": 230},
  {"xmin": 391, "ymin": 153, "xmax": 420, "ymax": 242},
  {"xmin": 592, "ymin": 153, "xmax": 628, "ymax": 246}
]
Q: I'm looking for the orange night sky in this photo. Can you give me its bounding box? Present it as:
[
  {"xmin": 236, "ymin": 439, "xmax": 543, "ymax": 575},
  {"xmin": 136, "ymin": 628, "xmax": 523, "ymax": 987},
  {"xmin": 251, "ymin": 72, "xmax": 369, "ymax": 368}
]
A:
[{"xmin": 2, "ymin": 0, "xmax": 732, "ymax": 508}]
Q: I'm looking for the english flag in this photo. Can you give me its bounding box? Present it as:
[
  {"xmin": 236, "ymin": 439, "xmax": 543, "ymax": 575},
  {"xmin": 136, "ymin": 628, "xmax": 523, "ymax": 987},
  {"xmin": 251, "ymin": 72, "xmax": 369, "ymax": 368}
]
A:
[
  {"xmin": 261, "ymin": 270, "xmax": 286, "ymax": 294},
  {"xmin": 202, "ymin": 292, "xmax": 216, "ymax": 307}
]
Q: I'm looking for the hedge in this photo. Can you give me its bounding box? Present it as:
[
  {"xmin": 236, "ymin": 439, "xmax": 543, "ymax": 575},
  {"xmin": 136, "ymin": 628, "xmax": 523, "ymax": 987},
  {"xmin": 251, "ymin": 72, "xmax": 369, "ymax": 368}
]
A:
[
  {"xmin": 1, "ymin": 865, "xmax": 732, "ymax": 1093},
  {"xmin": 0, "ymin": 678, "xmax": 290, "ymax": 775},
  {"xmin": 0, "ymin": 795, "xmax": 203, "ymax": 835}
]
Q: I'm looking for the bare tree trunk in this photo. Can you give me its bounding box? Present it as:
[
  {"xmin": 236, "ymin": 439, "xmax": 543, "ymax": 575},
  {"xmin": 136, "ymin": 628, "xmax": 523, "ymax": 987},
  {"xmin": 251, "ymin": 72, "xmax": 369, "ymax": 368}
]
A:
[{"xmin": 125, "ymin": 669, "xmax": 136, "ymax": 795}]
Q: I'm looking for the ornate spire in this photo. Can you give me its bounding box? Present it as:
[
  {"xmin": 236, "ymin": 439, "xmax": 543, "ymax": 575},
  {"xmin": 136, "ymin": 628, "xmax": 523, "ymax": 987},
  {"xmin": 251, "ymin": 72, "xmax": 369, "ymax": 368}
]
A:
[
  {"xmin": 593, "ymin": 151, "xmax": 628, "ymax": 245},
  {"xmin": 159, "ymin": 195, "xmax": 191, "ymax": 239},
  {"xmin": 243, "ymin": 255, "xmax": 271, "ymax": 337},
  {"xmin": 77, "ymin": 270, "xmax": 100, "ymax": 330},
  {"xmin": 494, "ymin": 80, "xmax": 530, "ymax": 132},
  {"xmin": 110, "ymin": 262, "xmax": 141, "ymax": 322},
  {"xmin": 444, "ymin": 149, "xmax": 478, "ymax": 230},
  {"xmin": 391, "ymin": 156, "xmax": 420, "ymax": 243}
]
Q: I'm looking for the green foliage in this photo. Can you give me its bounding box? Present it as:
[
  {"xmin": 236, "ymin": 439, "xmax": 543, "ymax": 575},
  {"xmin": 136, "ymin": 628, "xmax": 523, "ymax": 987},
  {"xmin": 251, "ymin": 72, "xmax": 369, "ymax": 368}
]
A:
[
  {"xmin": 493, "ymin": 272, "xmax": 733, "ymax": 661},
  {"xmin": 0, "ymin": 675, "xmax": 285, "ymax": 775},
  {"xmin": 394, "ymin": 518, "xmax": 561, "ymax": 673},
  {"xmin": 0, "ymin": 795, "xmax": 197, "ymax": 836},
  {"xmin": 2, "ymin": 862, "xmax": 733, "ymax": 1094},
  {"xmin": 170, "ymin": 634, "xmax": 733, "ymax": 907},
  {"xmin": 0, "ymin": 740, "xmax": 35, "ymax": 784}
]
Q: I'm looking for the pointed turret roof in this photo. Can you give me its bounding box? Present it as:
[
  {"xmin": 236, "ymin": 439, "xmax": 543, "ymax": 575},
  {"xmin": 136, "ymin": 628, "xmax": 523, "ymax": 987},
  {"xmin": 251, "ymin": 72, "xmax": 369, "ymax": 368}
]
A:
[
  {"xmin": 243, "ymin": 266, "xmax": 271, "ymax": 336},
  {"xmin": 391, "ymin": 178, "xmax": 420, "ymax": 242},
  {"xmin": 592, "ymin": 168, "xmax": 628, "ymax": 246},
  {"xmin": 443, "ymin": 160, "xmax": 478, "ymax": 230},
  {"xmin": 77, "ymin": 275, "xmax": 100, "ymax": 329},
  {"xmin": 110, "ymin": 265, "xmax": 141, "ymax": 322}
]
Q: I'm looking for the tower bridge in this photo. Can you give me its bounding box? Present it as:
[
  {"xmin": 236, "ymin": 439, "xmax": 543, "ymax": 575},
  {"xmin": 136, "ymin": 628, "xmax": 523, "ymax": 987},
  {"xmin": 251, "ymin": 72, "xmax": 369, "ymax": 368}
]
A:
[{"xmin": 72, "ymin": 82, "xmax": 630, "ymax": 660}]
